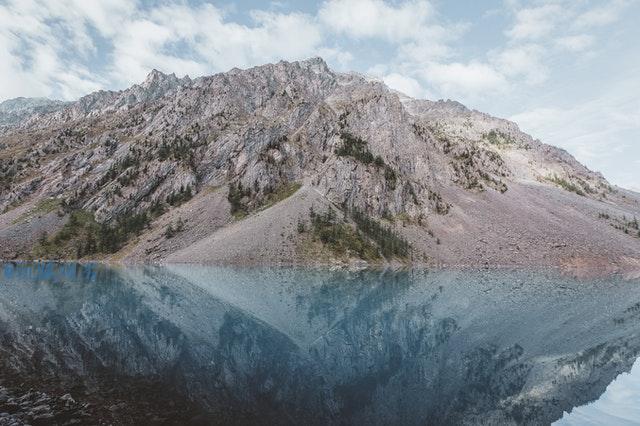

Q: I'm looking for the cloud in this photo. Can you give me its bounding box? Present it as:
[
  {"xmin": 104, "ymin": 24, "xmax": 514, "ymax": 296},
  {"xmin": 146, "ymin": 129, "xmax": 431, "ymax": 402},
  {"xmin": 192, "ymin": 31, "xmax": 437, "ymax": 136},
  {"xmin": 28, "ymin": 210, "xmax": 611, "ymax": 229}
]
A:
[
  {"xmin": 510, "ymin": 74, "xmax": 640, "ymax": 189},
  {"xmin": 492, "ymin": 44, "xmax": 548, "ymax": 85},
  {"xmin": 506, "ymin": 4, "xmax": 564, "ymax": 40},
  {"xmin": 556, "ymin": 34, "xmax": 595, "ymax": 52},
  {"xmin": 573, "ymin": 0, "xmax": 628, "ymax": 29},
  {"xmin": 0, "ymin": 0, "xmax": 116, "ymax": 100},
  {"xmin": 424, "ymin": 61, "xmax": 507, "ymax": 96},
  {"xmin": 319, "ymin": 0, "xmax": 435, "ymax": 42},
  {"xmin": 0, "ymin": 0, "xmax": 325, "ymax": 99},
  {"xmin": 109, "ymin": 4, "xmax": 324, "ymax": 86},
  {"xmin": 382, "ymin": 73, "xmax": 427, "ymax": 98}
]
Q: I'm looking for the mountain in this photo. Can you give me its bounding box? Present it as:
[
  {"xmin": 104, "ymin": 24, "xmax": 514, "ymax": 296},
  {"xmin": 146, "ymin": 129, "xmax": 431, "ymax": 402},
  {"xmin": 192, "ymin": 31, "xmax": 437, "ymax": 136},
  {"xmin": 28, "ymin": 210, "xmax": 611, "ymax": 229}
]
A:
[
  {"xmin": 0, "ymin": 57, "xmax": 638, "ymax": 272},
  {"xmin": 0, "ymin": 97, "xmax": 68, "ymax": 127}
]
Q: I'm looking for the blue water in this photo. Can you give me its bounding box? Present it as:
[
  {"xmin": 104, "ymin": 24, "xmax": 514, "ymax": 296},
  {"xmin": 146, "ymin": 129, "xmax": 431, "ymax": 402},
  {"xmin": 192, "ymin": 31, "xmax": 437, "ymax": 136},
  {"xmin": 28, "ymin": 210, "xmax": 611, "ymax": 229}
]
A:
[{"xmin": 1, "ymin": 262, "xmax": 639, "ymax": 425}]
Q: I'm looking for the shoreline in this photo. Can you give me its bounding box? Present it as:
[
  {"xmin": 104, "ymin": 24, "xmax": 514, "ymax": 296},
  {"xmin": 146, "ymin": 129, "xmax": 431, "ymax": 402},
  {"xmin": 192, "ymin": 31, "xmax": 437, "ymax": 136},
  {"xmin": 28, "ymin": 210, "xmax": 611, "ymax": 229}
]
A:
[{"xmin": 2, "ymin": 256, "xmax": 639, "ymax": 280}]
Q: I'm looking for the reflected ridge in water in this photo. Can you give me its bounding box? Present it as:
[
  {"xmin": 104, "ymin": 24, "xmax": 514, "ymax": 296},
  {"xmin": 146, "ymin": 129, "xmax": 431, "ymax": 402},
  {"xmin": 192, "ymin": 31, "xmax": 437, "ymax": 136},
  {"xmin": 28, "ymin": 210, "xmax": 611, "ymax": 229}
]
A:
[{"xmin": 0, "ymin": 262, "xmax": 639, "ymax": 425}]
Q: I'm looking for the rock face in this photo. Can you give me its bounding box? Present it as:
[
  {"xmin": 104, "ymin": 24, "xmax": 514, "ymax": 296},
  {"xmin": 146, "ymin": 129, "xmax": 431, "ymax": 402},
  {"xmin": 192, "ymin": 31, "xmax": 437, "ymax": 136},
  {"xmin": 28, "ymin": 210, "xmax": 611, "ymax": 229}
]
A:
[{"xmin": 0, "ymin": 57, "xmax": 638, "ymax": 270}]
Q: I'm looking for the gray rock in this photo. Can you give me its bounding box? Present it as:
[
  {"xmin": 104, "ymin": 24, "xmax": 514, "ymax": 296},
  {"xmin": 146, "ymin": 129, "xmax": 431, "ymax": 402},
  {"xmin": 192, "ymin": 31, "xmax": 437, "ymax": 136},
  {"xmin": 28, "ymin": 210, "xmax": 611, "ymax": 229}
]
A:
[{"xmin": 0, "ymin": 57, "xmax": 638, "ymax": 273}]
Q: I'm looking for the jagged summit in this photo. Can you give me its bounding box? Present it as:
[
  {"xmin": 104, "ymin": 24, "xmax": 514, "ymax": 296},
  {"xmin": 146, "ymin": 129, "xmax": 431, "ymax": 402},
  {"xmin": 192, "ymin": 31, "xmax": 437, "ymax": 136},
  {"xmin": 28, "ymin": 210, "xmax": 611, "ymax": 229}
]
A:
[
  {"xmin": 0, "ymin": 57, "xmax": 638, "ymax": 273},
  {"xmin": 143, "ymin": 68, "xmax": 167, "ymax": 84},
  {"xmin": 142, "ymin": 68, "xmax": 191, "ymax": 88}
]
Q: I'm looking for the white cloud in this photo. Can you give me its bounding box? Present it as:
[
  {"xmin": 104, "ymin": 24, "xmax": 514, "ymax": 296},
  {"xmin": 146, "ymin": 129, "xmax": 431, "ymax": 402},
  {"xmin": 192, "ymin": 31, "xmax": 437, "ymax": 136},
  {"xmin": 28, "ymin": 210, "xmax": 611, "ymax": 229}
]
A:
[
  {"xmin": 382, "ymin": 73, "xmax": 427, "ymax": 98},
  {"xmin": 573, "ymin": 0, "xmax": 627, "ymax": 29},
  {"xmin": 319, "ymin": 0, "xmax": 435, "ymax": 42},
  {"xmin": 556, "ymin": 34, "xmax": 595, "ymax": 52},
  {"xmin": 492, "ymin": 44, "xmax": 548, "ymax": 85},
  {"xmin": 424, "ymin": 61, "xmax": 508, "ymax": 96},
  {"xmin": 110, "ymin": 4, "xmax": 324, "ymax": 85},
  {"xmin": 506, "ymin": 4, "xmax": 564, "ymax": 40},
  {"xmin": 0, "ymin": 0, "xmax": 325, "ymax": 99},
  {"xmin": 510, "ymin": 74, "xmax": 640, "ymax": 189},
  {"xmin": 0, "ymin": 0, "xmax": 112, "ymax": 100}
]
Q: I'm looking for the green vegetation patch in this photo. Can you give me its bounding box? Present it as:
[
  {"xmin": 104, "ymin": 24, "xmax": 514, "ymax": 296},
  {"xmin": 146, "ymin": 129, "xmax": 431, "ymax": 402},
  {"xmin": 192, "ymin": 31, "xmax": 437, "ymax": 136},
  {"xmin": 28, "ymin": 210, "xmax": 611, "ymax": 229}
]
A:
[
  {"xmin": 482, "ymin": 130, "xmax": 516, "ymax": 146},
  {"xmin": 33, "ymin": 209, "xmax": 153, "ymax": 259},
  {"xmin": 599, "ymin": 212, "xmax": 640, "ymax": 238},
  {"xmin": 303, "ymin": 205, "xmax": 411, "ymax": 260},
  {"xmin": 260, "ymin": 182, "xmax": 302, "ymax": 210},
  {"xmin": 157, "ymin": 134, "xmax": 206, "ymax": 166},
  {"xmin": 335, "ymin": 132, "xmax": 398, "ymax": 190},
  {"xmin": 228, "ymin": 181, "xmax": 252, "ymax": 218},
  {"xmin": 166, "ymin": 185, "xmax": 194, "ymax": 207},
  {"xmin": 350, "ymin": 207, "xmax": 411, "ymax": 258},
  {"xmin": 308, "ymin": 207, "xmax": 380, "ymax": 261}
]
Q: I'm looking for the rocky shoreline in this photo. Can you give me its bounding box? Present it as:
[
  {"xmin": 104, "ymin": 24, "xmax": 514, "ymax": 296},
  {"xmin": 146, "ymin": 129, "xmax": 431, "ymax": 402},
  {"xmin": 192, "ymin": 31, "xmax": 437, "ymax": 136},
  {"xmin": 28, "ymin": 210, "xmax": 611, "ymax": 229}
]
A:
[
  {"xmin": 0, "ymin": 386, "xmax": 90, "ymax": 426},
  {"xmin": 0, "ymin": 372, "xmax": 208, "ymax": 426}
]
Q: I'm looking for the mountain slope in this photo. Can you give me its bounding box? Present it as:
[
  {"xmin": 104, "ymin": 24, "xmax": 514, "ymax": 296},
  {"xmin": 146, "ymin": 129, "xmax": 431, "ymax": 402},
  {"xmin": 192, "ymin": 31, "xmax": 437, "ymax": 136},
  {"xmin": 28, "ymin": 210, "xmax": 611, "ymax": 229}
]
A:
[{"xmin": 0, "ymin": 58, "xmax": 638, "ymax": 272}]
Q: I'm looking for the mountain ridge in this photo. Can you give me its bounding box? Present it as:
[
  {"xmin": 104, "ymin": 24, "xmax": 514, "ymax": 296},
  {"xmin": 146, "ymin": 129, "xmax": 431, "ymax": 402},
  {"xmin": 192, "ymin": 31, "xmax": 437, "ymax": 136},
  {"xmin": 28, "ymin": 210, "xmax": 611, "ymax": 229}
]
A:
[{"xmin": 0, "ymin": 57, "xmax": 638, "ymax": 274}]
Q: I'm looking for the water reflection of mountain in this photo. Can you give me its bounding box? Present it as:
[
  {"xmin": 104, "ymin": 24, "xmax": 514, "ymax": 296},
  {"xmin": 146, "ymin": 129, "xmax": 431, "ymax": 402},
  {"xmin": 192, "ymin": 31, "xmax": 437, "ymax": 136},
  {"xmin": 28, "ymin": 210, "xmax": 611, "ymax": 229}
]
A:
[{"xmin": 1, "ymin": 263, "xmax": 639, "ymax": 425}]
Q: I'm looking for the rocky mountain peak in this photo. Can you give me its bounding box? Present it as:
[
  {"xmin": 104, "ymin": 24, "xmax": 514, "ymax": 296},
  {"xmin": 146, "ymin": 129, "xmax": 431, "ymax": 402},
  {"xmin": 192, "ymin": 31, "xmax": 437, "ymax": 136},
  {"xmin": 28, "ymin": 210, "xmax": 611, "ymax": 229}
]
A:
[
  {"xmin": 298, "ymin": 56, "xmax": 331, "ymax": 74},
  {"xmin": 141, "ymin": 69, "xmax": 189, "ymax": 89},
  {"xmin": 143, "ymin": 69, "xmax": 167, "ymax": 85},
  {"xmin": 0, "ymin": 57, "xmax": 638, "ymax": 271}
]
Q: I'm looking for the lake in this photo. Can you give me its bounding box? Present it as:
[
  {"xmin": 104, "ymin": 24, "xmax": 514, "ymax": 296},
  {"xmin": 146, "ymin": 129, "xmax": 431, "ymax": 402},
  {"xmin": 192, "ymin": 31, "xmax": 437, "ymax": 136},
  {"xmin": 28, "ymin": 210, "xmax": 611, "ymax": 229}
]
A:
[{"xmin": 0, "ymin": 262, "xmax": 639, "ymax": 425}]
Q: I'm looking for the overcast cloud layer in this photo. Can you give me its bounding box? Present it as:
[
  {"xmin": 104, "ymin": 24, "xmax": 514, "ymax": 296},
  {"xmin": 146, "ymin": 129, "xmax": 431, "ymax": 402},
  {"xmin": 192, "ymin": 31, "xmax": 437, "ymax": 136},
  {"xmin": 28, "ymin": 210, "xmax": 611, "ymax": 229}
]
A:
[{"xmin": 1, "ymin": 0, "xmax": 638, "ymax": 190}]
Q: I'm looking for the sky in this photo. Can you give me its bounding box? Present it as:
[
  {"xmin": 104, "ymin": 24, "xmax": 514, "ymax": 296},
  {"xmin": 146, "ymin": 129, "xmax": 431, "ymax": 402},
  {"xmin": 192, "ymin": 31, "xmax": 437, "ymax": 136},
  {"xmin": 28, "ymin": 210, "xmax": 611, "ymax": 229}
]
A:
[{"xmin": 0, "ymin": 0, "xmax": 638, "ymax": 190}]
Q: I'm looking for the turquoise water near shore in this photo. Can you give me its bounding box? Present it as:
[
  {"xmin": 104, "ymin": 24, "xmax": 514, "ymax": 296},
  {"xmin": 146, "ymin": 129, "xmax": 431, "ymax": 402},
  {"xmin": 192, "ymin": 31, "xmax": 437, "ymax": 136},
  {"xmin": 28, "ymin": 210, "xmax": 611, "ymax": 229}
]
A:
[{"xmin": 1, "ymin": 262, "xmax": 639, "ymax": 425}]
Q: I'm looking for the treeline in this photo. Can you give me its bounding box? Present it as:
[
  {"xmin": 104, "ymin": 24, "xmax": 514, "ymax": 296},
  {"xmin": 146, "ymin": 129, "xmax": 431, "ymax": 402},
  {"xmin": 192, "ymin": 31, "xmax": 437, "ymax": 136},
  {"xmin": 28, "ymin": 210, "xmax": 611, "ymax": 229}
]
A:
[
  {"xmin": 308, "ymin": 207, "xmax": 379, "ymax": 260},
  {"xmin": 350, "ymin": 207, "xmax": 410, "ymax": 258},
  {"xmin": 35, "ymin": 209, "xmax": 154, "ymax": 259},
  {"xmin": 306, "ymin": 205, "xmax": 411, "ymax": 260}
]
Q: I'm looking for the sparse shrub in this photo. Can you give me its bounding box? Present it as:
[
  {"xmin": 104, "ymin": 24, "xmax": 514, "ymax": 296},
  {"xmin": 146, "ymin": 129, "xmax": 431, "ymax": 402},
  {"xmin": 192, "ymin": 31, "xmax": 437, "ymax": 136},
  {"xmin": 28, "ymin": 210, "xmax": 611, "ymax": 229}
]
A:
[
  {"xmin": 165, "ymin": 217, "xmax": 185, "ymax": 239},
  {"xmin": 228, "ymin": 181, "xmax": 251, "ymax": 217},
  {"xmin": 384, "ymin": 166, "xmax": 397, "ymax": 190},
  {"xmin": 483, "ymin": 130, "xmax": 515, "ymax": 146},
  {"xmin": 166, "ymin": 185, "xmax": 193, "ymax": 206},
  {"xmin": 546, "ymin": 175, "xmax": 585, "ymax": 196}
]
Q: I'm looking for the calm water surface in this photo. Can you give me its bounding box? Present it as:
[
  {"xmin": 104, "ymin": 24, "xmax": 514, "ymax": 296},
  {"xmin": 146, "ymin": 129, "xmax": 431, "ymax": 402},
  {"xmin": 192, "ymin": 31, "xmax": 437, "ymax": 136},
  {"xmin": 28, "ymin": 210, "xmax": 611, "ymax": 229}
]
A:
[{"xmin": 1, "ymin": 262, "xmax": 640, "ymax": 425}]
